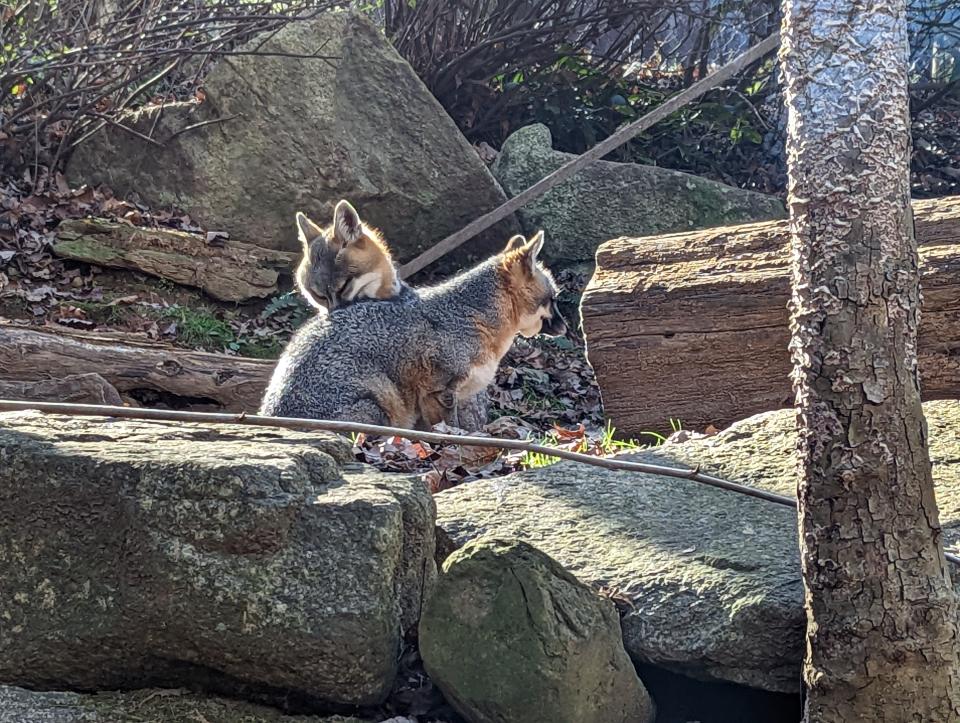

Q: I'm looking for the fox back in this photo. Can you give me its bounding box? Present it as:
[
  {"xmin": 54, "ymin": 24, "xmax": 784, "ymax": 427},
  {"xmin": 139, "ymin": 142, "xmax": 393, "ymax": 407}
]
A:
[
  {"xmin": 260, "ymin": 234, "xmax": 566, "ymax": 429},
  {"xmin": 260, "ymin": 299, "xmax": 443, "ymax": 427}
]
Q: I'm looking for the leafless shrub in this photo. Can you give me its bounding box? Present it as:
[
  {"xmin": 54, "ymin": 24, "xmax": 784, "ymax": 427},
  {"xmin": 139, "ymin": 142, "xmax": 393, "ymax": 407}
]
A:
[
  {"xmin": 375, "ymin": 0, "xmax": 780, "ymax": 141},
  {"xmin": 0, "ymin": 0, "xmax": 345, "ymax": 181}
]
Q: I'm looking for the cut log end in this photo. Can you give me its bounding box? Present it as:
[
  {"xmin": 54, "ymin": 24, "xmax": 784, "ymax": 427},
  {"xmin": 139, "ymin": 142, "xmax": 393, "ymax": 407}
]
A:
[{"xmin": 581, "ymin": 196, "xmax": 960, "ymax": 437}]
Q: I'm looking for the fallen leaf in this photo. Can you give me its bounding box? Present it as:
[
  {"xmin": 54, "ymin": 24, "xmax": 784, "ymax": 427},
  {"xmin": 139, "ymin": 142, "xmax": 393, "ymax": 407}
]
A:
[{"xmin": 24, "ymin": 284, "xmax": 56, "ymax": 301}]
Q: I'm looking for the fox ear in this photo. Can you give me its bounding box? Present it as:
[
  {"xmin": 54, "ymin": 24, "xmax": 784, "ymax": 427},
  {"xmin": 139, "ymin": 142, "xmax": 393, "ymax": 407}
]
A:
[
  {"xmin": 521, "ymin": 230, "xmax": 545, "ymax": 271},
  {"xmin": 296, "ymin": 212, "xmax": 324, "ymax": 250},
  {"xmin": 332, "ymin": 199, "xmax": 363, "ymax": 246},
  {"xmin": 527, "ymin": 230, "xmax": 545, "ymax": 257},
  {"xmin": 504, "ymin": 234, "xmax": 526, "ymax": 253}
]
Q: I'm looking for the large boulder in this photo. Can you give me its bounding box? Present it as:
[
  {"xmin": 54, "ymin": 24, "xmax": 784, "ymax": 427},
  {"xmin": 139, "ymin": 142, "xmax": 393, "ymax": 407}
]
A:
[
  {"xmin": 490, "ymin": 124, "xmax": 786, "ymax": 265},
  {"xmin": 0, "ymin": 412, "xmax": 436, "ymax": 708},
  {"xmin": 67, "ymin": 12, "xmax": 518, "ymax": 260},
  {"xmin": 435, "ymin": 400, "xmax": 960, "ymax": 694},
  {"xmin": 0, "ymin": 685, "xmax": 365, "ymax": 723},
  {"xmin": 420, "ymin": 538, "xmax": 654, "ymax": 723}
]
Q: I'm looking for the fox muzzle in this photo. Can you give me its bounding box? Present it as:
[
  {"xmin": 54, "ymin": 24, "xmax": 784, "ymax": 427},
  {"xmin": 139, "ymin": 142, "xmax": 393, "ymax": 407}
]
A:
[{"xmin": 541, "ymin": 301, "xmax": 567, "ymax": 337}]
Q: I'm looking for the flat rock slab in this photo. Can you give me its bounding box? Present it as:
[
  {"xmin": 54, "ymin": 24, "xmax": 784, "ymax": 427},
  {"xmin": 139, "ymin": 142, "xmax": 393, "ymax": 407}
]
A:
[
  {"xmin": 55, "ymin": 218, "xmax": 297, "ymax": 302},
  {"xmin": 0, "ymin": 412, "xmax": 436, "ymax": 708},
  {"xmin": 436, "ymin": 400, "xmax": 960, "ymax": 693},
  {"xmin": 0, "ymin": 685, "xmax": 366, "ymax": 723},
  {"xmin": 490, "ymin": 124, "xmax": 785, "ymax": 266}
]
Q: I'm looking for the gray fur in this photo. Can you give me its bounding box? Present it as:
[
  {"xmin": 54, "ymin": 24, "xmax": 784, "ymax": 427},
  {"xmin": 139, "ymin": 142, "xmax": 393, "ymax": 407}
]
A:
[
  {"xmin": 296, "ymin": 237, "xmax": 348, "ymax": 310},
  {"xmin": 260, "ymin": 258, "xmax": 508, "ymax": 423}
]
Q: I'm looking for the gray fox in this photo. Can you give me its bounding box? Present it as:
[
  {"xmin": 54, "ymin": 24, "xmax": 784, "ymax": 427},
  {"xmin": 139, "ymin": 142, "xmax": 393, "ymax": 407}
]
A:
[
  {"xmin": 260, "ymin": 226, "xmax": 566, "ymax": 428},
  {"xmin": 294, "ymin": 200, "xmax": 405, "ymax": 311}
]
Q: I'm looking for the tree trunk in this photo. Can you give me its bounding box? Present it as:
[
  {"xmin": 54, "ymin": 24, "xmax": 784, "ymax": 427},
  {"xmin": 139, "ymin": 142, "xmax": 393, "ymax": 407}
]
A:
[{"xmin": 782, "ymin": 0, "xmax": 960, "ymax": 720}]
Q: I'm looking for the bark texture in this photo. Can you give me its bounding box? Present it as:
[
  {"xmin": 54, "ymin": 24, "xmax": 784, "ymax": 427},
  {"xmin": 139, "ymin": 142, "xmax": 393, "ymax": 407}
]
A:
[
  {"xmin": 0, "ymin": 323, "xmax": 272, "ymax": 410},
  {"xmin": 579, "ymin": 196, "xmax": 960, "ymax": 436},
  {"xmin": 782, "ymin": 0, "xmax": 960, "ymax": 720},
  {"xmin": 0, "ymin": 373, "xmax": 123, "ymax": 405},
  {"xmin": 54, "ymin": 218, "xmax": 296, "ymax": 302}
]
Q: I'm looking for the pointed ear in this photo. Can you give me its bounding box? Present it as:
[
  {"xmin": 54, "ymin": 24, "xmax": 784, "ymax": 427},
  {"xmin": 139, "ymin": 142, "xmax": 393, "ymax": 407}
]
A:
[
  {"xmin": 504, "ymin": 234, "xmax": 526, "ymax": 253},
  {"xmin": 521, "ymin": 230, "xmax": 545, "ymax": 271},
  {"xmin": 332, "ymin": 199, "xmax": 363, "ymax": 246},
  {"xmin": 296, "ymin": 211, "xmax": 324, "ymax": 250},
  {"xmin": 527, "ymin": 230, "xmax": 545, "ymax": 258}
]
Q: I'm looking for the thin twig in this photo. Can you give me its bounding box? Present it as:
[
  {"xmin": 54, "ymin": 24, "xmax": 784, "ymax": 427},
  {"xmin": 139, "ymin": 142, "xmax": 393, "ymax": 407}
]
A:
[
  {"xmin": 0, "ymin": 399, "xmax": 791, "ymax": 505},
  {"xmin": 398, "ymin": 32, "xmax": 780, "ymax": 279},
  {"xmin": 87, "ymin": 112, "xmax": 164, "ymax": 147},
  {"xmin": 166, "ymin": 113, "xmax": 241, "ymax": 140}
]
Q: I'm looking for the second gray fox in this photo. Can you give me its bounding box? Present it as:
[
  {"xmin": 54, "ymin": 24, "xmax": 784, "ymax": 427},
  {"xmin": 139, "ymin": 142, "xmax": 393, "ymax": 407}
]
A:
[
  {"xmin": 260, "ymin": 225, "xmax": 566, "ymax": 428},
  {"xmin": 294, "ymin": 200, "xmax": 407, "ymax": 312}
]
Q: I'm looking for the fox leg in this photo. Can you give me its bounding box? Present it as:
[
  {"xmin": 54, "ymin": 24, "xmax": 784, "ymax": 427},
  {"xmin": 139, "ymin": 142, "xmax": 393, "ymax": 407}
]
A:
[
  {"xmin": 337, "ymin": 399, "xmax": 390, "ymax": 426},
  {"xmin": 416, "ymin": 374, "xmax": 465, "ymax": 429},
  {"xmin": 416, "ymin": 393, "xmax": 448, "ymax": 429}
]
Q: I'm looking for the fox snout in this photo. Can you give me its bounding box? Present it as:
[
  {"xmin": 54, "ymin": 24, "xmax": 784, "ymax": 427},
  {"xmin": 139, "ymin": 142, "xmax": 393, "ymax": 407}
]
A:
[{"xmin": 541, "ymin": 300, "xmax": 567, "ymax": 337}]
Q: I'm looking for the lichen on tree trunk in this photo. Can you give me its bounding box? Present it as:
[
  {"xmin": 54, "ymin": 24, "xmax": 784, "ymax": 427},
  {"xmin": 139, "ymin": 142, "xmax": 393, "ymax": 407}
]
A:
[{"xmin": 782, "ymin": 0, "xmax": 960, "ymax": 720}]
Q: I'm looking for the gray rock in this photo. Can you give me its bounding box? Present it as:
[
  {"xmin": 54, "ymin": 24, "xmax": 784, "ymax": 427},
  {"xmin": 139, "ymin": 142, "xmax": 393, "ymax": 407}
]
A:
[
  {"xmin": 67, "ymin": 12, "xmax": 518, "ymax": 260},
  {"xmin": 0, "ymin": 685, "xmax": 364, "ymax": 723},
  {"xmin": 0, "ymin": 411, "xmax": 436, "ymax": 707},
  {"xmin": 490, "ymin": 124, "xmax": 786, "ymax": 265},
  {"xmin": 435, "ymin": 401, "xmax": 960, "ymax": 693},
  {"xmin": 420, "ymin": 538, "xmax": 654, "ymax": 723}
]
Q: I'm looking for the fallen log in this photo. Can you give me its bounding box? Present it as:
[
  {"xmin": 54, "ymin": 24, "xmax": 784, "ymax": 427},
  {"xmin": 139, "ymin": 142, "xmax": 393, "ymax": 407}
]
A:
[
  {"xmin": 0, "ymin": 373, "xmax": 123, "ymax": 405},
  {"xmin": 0, "ymin": 324, "xmax": 493, "ymax": 429},
  {"xmin": 581, "ymin": 195, "xmax": 960, "ymax": 436},
  {"xmin": 0, "ymin": 323, "xmax": 273, "ymax": 411},
  {"xmin": 54, "ymin": 218, "xmax": 297, "ymax": 302}
]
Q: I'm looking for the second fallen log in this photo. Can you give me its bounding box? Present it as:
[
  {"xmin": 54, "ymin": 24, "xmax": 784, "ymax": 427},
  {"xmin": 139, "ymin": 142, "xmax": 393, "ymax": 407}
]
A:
[
  {"xmin": 54, "ymin": 218, "xmax": 297, "ymax": 302},
  {"xmin": 580, "ymin": 196, "xmax": 960, "ymax": 436},
  {"xmin": 0, "ymin": 374, "xmax": 123, "ymax": 406}
]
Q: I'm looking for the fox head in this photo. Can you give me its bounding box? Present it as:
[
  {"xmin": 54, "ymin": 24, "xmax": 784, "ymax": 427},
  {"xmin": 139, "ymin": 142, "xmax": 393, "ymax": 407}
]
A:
[
  {"xmin": 498, "ymin": 231, "xmax": 567, "ymax": 338},
  {"xmin": 294, "ymin": 200, "xmax": 400, "ymax": 311}
]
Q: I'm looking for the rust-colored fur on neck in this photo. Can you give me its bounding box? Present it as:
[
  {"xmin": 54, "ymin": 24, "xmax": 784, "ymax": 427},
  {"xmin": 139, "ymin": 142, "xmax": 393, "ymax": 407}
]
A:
[
  {"xmin": 468, "ymin": 244, "xmax": 548, "ymax": 381},
  {"xmin": 341, "ymin": 224, "xmax": 398, "ymax": 299},
  {"xmin": 497, "ymin": 247, "xmax": 542, "ymax": 327}
]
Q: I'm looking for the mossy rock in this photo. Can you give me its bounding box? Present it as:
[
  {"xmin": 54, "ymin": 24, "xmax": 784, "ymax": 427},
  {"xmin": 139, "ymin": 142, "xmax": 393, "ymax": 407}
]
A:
[
  {"xmin": 420, "ymin": 538, "xmax": 655, "ymax": 723},
  {"xmin": 0, "ymin": 685, "xmax": 368, "ymax": 722},
  {"xmin": 491, "ymin": 124, "xmax": 786, "ymax": 266},
  {"xmin": 0, "ymin": 411, "xmax": 436, "ymax": 708}
]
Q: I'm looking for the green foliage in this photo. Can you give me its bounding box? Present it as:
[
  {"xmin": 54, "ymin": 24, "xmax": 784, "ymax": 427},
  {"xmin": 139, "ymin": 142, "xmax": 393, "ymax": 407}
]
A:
[
  {"xmin": 640, "ymin": 418, "xmax": 683, "ymax": 447},
  {"xmin": 262, "ymin": 291, "xmax": 312, "ymax": 328},
  {"xmin": 492, "ymin": 54, "xmax": 639, "ymax": 155},
  {"xmin": 70, "ymin": 300, "xmax": 128, "ymax": 326},
  {"xmin": 158, "ymin": 305, "xmax": 235, "ymax": 351},
  {"xmin": 233, "ymin": 337, "xmax": 283, "ymax": 359},
  {"xmin": 481, "ymin": 51, "xmax": 777, "ymax": 191},
  {"xmin": 520, "ymin": 421, "xmax": 641, "ymax": 470}
]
